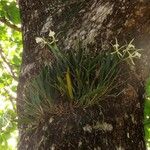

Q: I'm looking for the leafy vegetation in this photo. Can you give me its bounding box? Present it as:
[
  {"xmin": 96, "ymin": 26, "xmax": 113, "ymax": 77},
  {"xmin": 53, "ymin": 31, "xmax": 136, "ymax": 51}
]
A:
[
  {"xmin": 0, "ymin": 0, "xmax": 150, "ymax": 149},
  {"xmin": 0, "ymin": 0, "xmax": 22, "ymax": 149},
  {"xmin": 23, "ymin": 35, "xmax": 141, "ymax": 127},
  {"xmin": 144, "ymin": 78, "xmax": 150, "ymax": 148}
]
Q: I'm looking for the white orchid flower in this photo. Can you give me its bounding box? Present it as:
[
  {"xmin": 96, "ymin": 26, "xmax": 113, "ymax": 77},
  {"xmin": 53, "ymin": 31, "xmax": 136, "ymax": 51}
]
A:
[
  {"xmin": 35, "ymin": 37, "xmax": 44, "ymax": 43},
  {"xmin": 35, "ymin": 37, "xmax": 47, "ymax": 47},
  {"xmin": 48, "ymin": 30, "xmax": 58, "ymax": 44},
  {"xmin": 49, "ymin": 30, "xmax": 55, "ymax": 37}
]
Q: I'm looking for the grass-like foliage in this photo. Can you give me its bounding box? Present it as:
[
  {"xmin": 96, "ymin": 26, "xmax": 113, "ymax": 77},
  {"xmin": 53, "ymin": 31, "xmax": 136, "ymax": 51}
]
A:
[{"xmin": 23, "ymin": 32, "xmax": 141, "ymax": 124}]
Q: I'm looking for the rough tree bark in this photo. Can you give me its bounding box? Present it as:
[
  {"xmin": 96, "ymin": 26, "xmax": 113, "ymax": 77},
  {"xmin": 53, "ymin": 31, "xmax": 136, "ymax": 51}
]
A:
[{"xmin": 17, "ymin": 0, "xmax": 150, "ymax": 150}]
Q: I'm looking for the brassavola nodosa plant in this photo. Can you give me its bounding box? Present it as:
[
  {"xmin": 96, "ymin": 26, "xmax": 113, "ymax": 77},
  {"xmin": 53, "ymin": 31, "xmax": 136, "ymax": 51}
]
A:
[{"xmin": 22, "ymin": 30, "xmax": 141, "ymax": 127}]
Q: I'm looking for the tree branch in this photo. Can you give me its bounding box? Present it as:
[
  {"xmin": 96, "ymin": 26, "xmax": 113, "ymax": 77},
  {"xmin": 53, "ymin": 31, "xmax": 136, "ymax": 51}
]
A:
[
  {"xmin": 0, "ymin": 48, "xmax": 18, "ymax": 81},
  {"xmin": 3, "ymin": 88, "xmax": 17, "ymax": 112},
  {"xmin": 0, "ymin": 17, "xmax": 21, "ymax": 32}
]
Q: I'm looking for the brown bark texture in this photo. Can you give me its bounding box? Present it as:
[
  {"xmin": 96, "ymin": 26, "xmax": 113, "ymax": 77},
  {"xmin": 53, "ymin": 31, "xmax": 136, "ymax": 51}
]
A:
[{"xmin": 17, "ymin": 0, "xmax": 150, "ymax": 150}]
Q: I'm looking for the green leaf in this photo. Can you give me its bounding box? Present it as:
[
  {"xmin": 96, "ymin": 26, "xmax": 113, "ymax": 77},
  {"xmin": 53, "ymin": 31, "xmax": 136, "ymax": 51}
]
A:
[
  {"xmin": 12, "ymin": 55, "xmax": 21, "ymax": 65},
  {"xmin": 3, "ymin": 2, "xmax": 20, "ymax": 24}
]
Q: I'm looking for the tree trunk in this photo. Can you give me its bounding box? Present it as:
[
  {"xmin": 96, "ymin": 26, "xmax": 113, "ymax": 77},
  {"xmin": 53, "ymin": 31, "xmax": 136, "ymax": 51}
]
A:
[{"xmin": 17, "ymin": 0, "xmax": 150, "ymax": 149}]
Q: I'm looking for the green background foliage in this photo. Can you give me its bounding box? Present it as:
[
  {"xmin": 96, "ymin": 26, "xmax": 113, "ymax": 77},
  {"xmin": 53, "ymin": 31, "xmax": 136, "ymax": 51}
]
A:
[
  {"xmin": 0, "ymin": 0, "xmax": 149, "ymax": 149},
  {"xmin": 0, "ymin": 0, "xmax": 22, "ymax": 149},
  {"xmin": 145, "ymin": 78, "xmax": 150, "ymax": 148},
  {"xmin": 0, "ymin": 0, "xmax": 20, "ymax": 24}
]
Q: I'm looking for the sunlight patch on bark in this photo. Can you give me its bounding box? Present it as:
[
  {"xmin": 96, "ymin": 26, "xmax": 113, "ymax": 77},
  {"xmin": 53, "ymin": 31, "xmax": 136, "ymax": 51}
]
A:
[
  {"xmin": 78, "ymin": 141, "xmax": 82, "ymax": 148},
  {"xmin": 41, "ymin": 15, "xmax": 53, "ymax": 34},
  {"xmin": 21, "ymin": 63, "xmax": 35, "ymax": 76},
  {"xmin": 93, "ymin": 122, "xmax": 113, "ymax": 131},
  {"xmin": 50, "ymin": 144, "xmax": 55, "ymax": 150},
  {"xmin": 83, "ymin": 124, "xmax": 92, "ymax": 133},
  {"xmin": 94, "ymin": 146, "xmax": 101, "ymax": 150},
  {"xmin": 64, "ymin": 2, "xmax": 114, "ymax": 49}
]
